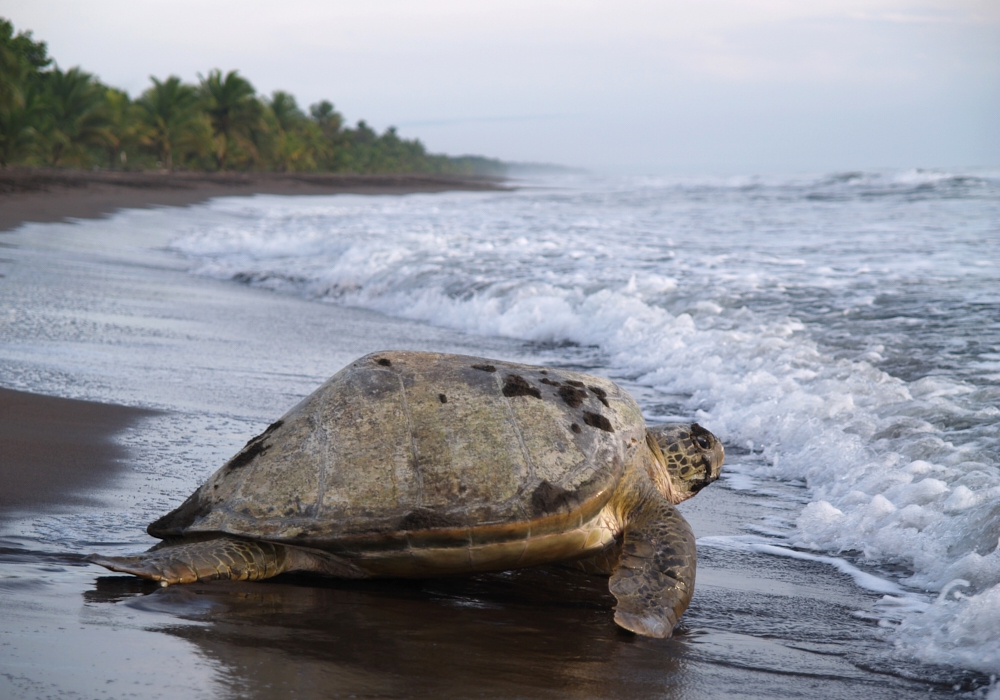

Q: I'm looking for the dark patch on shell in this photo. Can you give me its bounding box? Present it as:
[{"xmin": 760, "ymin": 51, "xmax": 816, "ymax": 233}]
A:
[
  {"xmin": 558, "ymin": 385, "xmax": 587, "ymax": 408},
  {"xmin": 502, "ymin": 374, "xmax": 541, "ymax": 399},
  {"xmin": 588, "ymin": 386, "xmax": 610, "ymax": 407},
  {"xmin": 565, "ymin": 380, "xmax": 585, "ymax": 388},
  {"xmin": 227, "ymin": 443, "xmax": 268, "ymax": 471},
  {"xmin": 472, "ymin": 364, "xmax": 496, "ymax": 372},
  {"xmin": 583, "ymin": 411, "xmax": 614, "ymax": 432},
  {"xmin": 398, "ymin": 508, "xmax": 464, "ymax": 531},
  {"xmin": 540, "ymin": 377, "xmax": 562, "ymax": 386},
  {"xmin": 226, "ymin": 420, "xmax": 284, "ymax": 472},
  {"xmin": 376, "ymin": 358, "xmax": 392, "ymax": 366},
  {"xmin": 438, "ymin": 393, "xmax": 448, "ymax": 403},
  {"xmin": 571, "ymin": 423, "xmax": 582, "ymax": 434},
  {"xmin": 146, "ymin": 490, "xmax": 213, "ymax": 538},
  {"xmin": 530, "ymin": 480, "xmax": 578, "ymax": 515}
]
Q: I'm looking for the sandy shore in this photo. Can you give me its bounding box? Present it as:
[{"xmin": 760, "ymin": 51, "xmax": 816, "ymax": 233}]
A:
[{"xmin": 0, "ymin": 167, "xmax": 507, "ymax": 232}]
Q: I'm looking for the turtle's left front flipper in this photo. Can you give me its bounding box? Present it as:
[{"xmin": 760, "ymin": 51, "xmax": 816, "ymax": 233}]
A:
[
  {"xmin": 609, "ymin": 494, "xmax": 697, "ymax": 638},
  {"xmin": 87, "ymin": 536, "xmax": 366, "ymax": 585}
]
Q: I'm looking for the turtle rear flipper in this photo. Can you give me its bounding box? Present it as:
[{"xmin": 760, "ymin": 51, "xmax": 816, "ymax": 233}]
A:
[
  {"xmin": 87, "ymin": 537, "xmax": 366, "ymax": 585},
  {"xmin": 609, "ymin": 494, "xmax": 696, "ymax": 638}
]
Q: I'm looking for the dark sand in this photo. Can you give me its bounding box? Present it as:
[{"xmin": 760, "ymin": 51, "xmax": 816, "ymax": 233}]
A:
[
  {"xmin": 0, "ymin": 168, "xmax": 506, "ymax": 232},
  {"xmin": 0, "ymin": 183, "xmax": 981, "ymax": 699},
  {"xmin": 0, "ymin": 388, "xmax": 155, "ymax": 515}
]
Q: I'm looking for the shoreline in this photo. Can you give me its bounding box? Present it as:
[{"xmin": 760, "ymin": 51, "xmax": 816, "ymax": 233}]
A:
[{"xmin": 0, "ymin": 167, "xmax": 508, "ymax": 232}]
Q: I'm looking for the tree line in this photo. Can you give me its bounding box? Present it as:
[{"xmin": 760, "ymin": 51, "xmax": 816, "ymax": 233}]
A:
[{"xmin": 0, "ymin": 19, "xmax": 503, "ymax": 176}]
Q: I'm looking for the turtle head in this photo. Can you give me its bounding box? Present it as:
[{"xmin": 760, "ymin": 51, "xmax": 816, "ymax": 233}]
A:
[{"xmin": 645, "ymin": 423, "xmax": 724, "ymax": 502}]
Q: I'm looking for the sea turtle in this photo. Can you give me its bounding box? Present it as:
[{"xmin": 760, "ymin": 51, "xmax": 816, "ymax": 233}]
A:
[{"xmin": 88, "ymin": 351, "xmax": 724, "ymax": 637}]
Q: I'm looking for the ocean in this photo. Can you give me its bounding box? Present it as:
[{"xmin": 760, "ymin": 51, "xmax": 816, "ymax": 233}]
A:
[{"xmin": 1, "ymin": 169, "xmax": 998, "ymax": 698}]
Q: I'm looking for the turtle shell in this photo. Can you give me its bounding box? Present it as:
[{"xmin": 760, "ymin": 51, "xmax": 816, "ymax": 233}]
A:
[{"xmin": 149, "ymin": 352, "xmax": 646, "ymax": 554}]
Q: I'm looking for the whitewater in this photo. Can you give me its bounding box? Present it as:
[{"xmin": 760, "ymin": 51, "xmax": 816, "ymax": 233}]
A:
[{"xmin": 168, "ymin": 170, "xmax": 1000, "ymax": 677}]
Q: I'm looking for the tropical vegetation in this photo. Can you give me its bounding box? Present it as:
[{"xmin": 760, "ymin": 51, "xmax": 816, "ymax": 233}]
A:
[{"xmin": 0, "ymin": 18, "xmax": 503, "ymax": 175}]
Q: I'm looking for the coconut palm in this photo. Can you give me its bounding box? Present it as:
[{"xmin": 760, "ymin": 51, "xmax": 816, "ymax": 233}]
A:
[
  {"xmin": 36, "ymin": 66, "xmax": 113, "ymax": 166},
  {"xmin": 0, "ymin": 21, "xmax": 22, "ymax": 118},
  {"xmin": 268, "ymin": 90, "xmax": 306, "ymax": 133},
  {"xmin": 103, "ymin": 87, "xmax": 140, "ymax": 168},
  {"xmin": 0, "ymin": 81, "xmax": 43, "ymax": 166},
  {"xmin": 309, "ymin": 100, "xmax": 342, "ymax": 135},
  {"xmin": 136, "ymin": 76, "xmax": 204, "ymax": 169},
  {"xmin": 0, "ymin": 19, "xmax": 50, "ymax": 165},
  {"xmin": 263, "ymin": 90, "xmax": 317, "ymax": 171},
  {"xmin": 0, "ymin": 20, "xmax": 47, "ymax": 111},
  {"xmin": 199, "ymin": 69, "xmax": 263, "ymax": 169},
  {"xmin": 307, "ymin": 100, "xmax": 343, "ymax": 169}
]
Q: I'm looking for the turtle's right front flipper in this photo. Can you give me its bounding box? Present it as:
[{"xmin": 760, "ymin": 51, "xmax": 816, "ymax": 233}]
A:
[
  {"xmin": 87, "ymin": 537, "xmax": 366, "ymax": 585},
  {"xmin": 609, "ymin": 494, "xmax": 697, "ymax": 638}
]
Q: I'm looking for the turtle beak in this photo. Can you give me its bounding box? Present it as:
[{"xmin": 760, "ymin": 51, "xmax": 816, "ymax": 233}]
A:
[
  {"xmin": 712, "ymin": 440, "xmax": 725, "ymax": 479},
  {"xmin": 691, "ymin": 434, "xmax": 724, "ymax": 493}
]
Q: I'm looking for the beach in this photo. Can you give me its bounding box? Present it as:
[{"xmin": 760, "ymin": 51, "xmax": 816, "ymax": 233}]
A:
[
  {"xmin": 0, "ymin": 174, "xmax": 994, "ymax": 699},
  {"xmin": 0, "ymin": 168, "xmax": 506, "ymax": 233}
]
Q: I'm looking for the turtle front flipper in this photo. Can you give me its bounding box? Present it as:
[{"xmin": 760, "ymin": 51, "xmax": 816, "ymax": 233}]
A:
[
  {"xmin": 87, "ymin": 537, "xmax": 366, "ymax": 585},
  {"xmin": 609, "ymin": 494, "xmax": 697, "ymax": 638}
]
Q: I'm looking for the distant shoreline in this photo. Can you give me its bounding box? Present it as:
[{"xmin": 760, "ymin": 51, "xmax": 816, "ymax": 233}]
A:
[{"xmin": 0, "ymin": 167, "xmax": 509, "ymax": 232}]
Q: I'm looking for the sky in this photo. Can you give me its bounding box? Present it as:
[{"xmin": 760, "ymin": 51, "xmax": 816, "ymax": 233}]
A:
[{"xmin": 2, "ymin": 0, "xmax": 998, "ymax": 174}]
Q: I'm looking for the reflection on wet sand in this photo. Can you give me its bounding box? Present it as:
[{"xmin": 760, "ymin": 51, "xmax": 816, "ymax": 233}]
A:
[
  {"xmin": 82, "ymin": 561, "xmax": 970, "ymax": 700},
  {"xmin": 89, "ymin": 567, "xmax": 669, "ymax": 699}
]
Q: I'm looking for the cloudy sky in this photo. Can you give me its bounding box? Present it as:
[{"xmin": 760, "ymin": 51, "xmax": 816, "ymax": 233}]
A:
[{"xmin": 4, "ymin": 0, "xmax": 998, "ymax": 173}]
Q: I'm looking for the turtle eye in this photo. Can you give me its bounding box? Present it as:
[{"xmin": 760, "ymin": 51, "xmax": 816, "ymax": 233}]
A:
[{"xmin": 695, "ymin": 434, "xmax": 711, "ymax": 450}]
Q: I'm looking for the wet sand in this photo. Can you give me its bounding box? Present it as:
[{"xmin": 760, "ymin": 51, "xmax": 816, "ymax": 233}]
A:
[
  {"xmin": 0, "ymin": 388, "xmax": 156, "ymax": 515},
  {"xmin": 0, "ymin": 190, "xmax": 984, "ymax": 699},
  {"xmin": 0, "ymin": 168, "xmax": 506, "ymax": 232}
]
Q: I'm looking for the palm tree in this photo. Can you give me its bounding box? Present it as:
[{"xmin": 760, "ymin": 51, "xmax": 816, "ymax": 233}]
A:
[
  {"xmin": 0, "ymin": 21, "xmax": 23, "ymax": 121},
  {"xmin": 103, "ymin": 87, "xmax": 140, "ymax": 168},
  {"xmin": 136, "ymin": 76, "xmax": 203, "ymax": 169},
  {"xmin": 263, "ymin": 91, "xmax": 317, "ymax": 172},
  {"xmin": 0, "ymin": 19, "xmax": 50, "ymax": 166},
  {"xmin": 199, "ymin": 69, "xmax": 262, "ymax": 169},
  {"xmin": 268, "ymin": 90, "xmax": 305, "ymax": 133},
  {"xmin": 0, "ymin": 80, "xmax": 43, "ymax": 166},
  {"xmin": 37, "ymin": 66, "xmax": 113, "ymax": 166},
  {"xmin": 307, "ymin": 100, "xmax": 343, "ymax": 169},
  {"xmin": 309, "ymin": 100, "xmax": 342, "ymax": 135}
]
